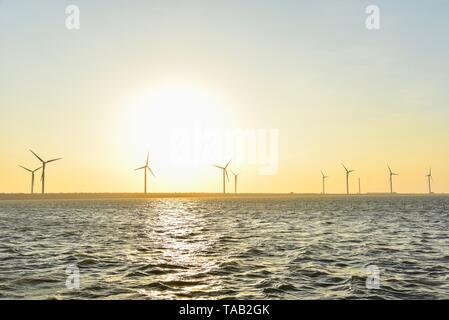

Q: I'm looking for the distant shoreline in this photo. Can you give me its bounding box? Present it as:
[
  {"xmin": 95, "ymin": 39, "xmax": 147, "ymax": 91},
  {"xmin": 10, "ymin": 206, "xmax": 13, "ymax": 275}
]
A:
[{"xmin": 0, "ymin": 192, "xmax": 446, "ymax": 201}]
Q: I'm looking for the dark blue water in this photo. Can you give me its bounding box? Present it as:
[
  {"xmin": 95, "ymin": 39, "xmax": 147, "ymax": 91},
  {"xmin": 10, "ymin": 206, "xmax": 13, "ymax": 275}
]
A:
[{"xmin": 1, "ymin": 195, "xmax": 448, "ymax": 299}]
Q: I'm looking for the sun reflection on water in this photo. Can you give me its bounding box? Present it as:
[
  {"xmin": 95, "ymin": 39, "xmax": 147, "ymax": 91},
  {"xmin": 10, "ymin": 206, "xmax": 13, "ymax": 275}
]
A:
[{"xmin": 139, "ymin": 200, "xmax": 223, "ymax": 298}]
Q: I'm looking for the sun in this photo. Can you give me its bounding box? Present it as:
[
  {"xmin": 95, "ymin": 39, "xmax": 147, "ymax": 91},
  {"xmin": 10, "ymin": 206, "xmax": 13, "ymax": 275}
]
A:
[
  {"xmin": 117, "ymin": 80, "xmax": 231, "ymax": 168},
  {"xmin": 139, "ymin": 83, "xmax": 215, "ymax": 122},
  {"xmin": 129, "ymin": 82, "xmax": 226, "ymax": 128},
  {"xmin": 126, "ymin": 81, "xmax": 226, "ymax": 139}
]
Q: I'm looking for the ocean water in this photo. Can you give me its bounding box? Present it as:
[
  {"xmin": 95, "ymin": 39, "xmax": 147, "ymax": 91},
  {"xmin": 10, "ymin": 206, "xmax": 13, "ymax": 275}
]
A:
[{"xmin": 0, "ymin": 195, "xmax": 448, "ymax": 300}]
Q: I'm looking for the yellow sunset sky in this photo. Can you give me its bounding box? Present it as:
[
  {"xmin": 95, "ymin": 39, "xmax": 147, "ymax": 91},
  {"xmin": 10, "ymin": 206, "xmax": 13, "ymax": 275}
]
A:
[{"xmin": 1, "ymin": 1, "xmax": 449, "ymax": 194}]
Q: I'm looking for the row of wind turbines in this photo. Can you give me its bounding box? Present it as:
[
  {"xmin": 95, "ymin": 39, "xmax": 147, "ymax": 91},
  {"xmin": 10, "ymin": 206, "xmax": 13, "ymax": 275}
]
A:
[
  {"xmin": 134, "ymin": 156, "xmax": 241, "ymax": 194},
  {"xmin": 321, "ymin": 164, "xmax": 434, "ymax": 195},
  {"xmin": 19, "ymin": 150, "xmax": 242, "ymax": 195},
  {"xmin": 210, "ymin": 161, "xmax": 434, "ymax": 196},
  {"xmin": 19, "ymin": 151, "xmax": 434, "ymax": 195},
  {"xmin": 19, "ymin": 150, "xmax": 62, "ymax": 194},
  {"xmin": 213, "ymin": 160, "xmax": 240, "ymax": 194}
]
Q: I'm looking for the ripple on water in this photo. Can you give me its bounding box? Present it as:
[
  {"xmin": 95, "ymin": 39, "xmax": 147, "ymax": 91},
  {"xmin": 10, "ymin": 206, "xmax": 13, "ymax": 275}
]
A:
[{"xmin": 1, "ymin": 196, "xmax": 448, "ymax": 299}]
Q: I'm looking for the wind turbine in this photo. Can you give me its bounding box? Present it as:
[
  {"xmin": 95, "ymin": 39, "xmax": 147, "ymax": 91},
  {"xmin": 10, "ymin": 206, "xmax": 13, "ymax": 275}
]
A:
[
  {"xmin": 342, "ymin": 164, "xmax": 354, "ymax": 195},
  {"xmin": 19, "ymin": 165, "xmax": 42, "ymax": 194},
  {"xmin": 388, "ymin": 165, "xmax": 398, "ymax": 194},
  {"xmin": 135, "ymin": 153, "xmax": 155, "ymax": 193},
  {"xmin": 426, "ymin": 168, "xmax": 433, "ymax": 194},
  {"xmin": 231, "ymin": 171, "xmax": 240, "ymax": 194},
  {"xmin": 213, "ymin": 160, "xmax": 231, "ymax": 194},
  {"xmin": 321, "ymin": 171, "xmax": 328, "ymax": 194},
  {"xmin": 29, "ymin": 150, "xmax": 62, "ymax": 194}
]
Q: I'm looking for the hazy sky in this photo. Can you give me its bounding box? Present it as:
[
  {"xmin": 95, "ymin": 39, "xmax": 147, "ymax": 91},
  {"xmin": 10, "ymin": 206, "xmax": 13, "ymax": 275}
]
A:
[{"xmin": 1, "ymin": 0, "xmax": 449, "ymax": 193}]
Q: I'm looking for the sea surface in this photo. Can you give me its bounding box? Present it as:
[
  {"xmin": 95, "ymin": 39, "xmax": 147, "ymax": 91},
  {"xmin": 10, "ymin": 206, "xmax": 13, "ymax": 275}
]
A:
[{"xmin": 0, "ymin": 195, "xmax": 448, "ymax": 300}]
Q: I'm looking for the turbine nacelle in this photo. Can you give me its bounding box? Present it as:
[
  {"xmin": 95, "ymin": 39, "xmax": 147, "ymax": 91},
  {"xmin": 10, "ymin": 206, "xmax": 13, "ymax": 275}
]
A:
[
  {"xmin": 213, "ymin": 160, "xmax": 231, "ymax": 182},
  {"xmin": 30, "ymin": 150, "xmax": 62, "ymax": 165},
  {"xmin": 342, "ymin": 164, "xmax": 354, "ymax": 174},
  {"xmin": 19, "ymin": 165, "xmax": 42, "ymax": 173},
  {"xmin": 388, "ymin": 165, "xmax": 398, "ymax": 176},
  {"xmin": 321, "ymin": 171, "xmax": 329, "ymax": 179},
  {"xmin": 135, "ymin": 165, "xmax": 156, "ymax": 177}
]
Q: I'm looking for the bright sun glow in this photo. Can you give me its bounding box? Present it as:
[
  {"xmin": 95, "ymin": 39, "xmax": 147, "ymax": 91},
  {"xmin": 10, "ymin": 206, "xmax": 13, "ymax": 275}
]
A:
[
  {"xmin": 122, "ymin": 81, "xmax": 229, "ymax": 152},
  {"xmin": 113, "ymin": 81, "xmax": 233, "ymax": 190}
]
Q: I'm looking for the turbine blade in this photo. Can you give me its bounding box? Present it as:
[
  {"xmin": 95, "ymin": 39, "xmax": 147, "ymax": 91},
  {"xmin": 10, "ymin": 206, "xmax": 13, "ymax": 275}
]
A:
[
  {"xmin": 30, "ymin": 149, "xmax": 44, "ymax": 162},
  {"xmin": 33, "ymin": 166, "xmax": 43, "ymax": 173},
  {"xmin": 147, "ymin": 166, "xmax": 156, "ymax": 178},
  {"xmin": 19, "ymin": 165, "xmax": 32, "ymax": 172},
  {"xmin": 213, "ymin": 165, "xmax": 224, "ymax": 169},
  {"xmin": 135, "ymin": 166, "xmax": 145, "ymax": 171},
  {"xmin": 225, "ymin": 159, "xmax": 232, "ymax": 169},
  {"xmin": 46, "ymin": 157, "xmax": 62, "ymax": 163},
  {"xmin": 387, "ymin": 165, "xmax": 392, "ymax": 174},
  {"xmin": 146, "ymin": 153, "xmax": 149, "ymax": 166},
  {"xmin": 342, "ymin": 164, "xmax": 348, "ymax": 172},
  {"xmin": 225, "ymin": 169, "xmax": 229, "ymax": 182}
]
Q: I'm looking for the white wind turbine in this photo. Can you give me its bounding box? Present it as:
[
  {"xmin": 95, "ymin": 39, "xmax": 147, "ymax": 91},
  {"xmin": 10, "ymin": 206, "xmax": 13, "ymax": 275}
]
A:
[
  {"xmin": 231, "ymin": 171, "xmax": 240, "ymax": 194},
  {"xmin": 342, "ymin": 164, "xmax": 354, "ymax": 195},
  {"xmin": 426, "ymin": 168, "xmax": 433, "ymax": 194},
  {"xmin": 388, "ymin": 165, "xmax": 398, "ymax": 194},
  {"xmin": 213, "ymin": 160, "xmax": 231, "ymax": 194},
  {"xmin": 19, "ymin": 165, "xmax": 42, "ymax": 194},
  {"xmin": 321, "ymin": 171, "xmax": 328, "ymax": 195},
  {"xmin": 30, "ymin": 150, "xmax": 62, "ymax": 194},
  {"xmin": 135, "ymin": 153, "xmax": 155, "ymax": 193}
]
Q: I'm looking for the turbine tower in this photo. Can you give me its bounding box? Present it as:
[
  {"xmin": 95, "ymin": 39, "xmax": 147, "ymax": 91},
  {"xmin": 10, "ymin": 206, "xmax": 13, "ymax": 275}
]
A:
[
  {"xmin": 231, "ymin": 171, "xmax": 240, "ymax": 194},
  {"xmin": 30, "ymin": 150, "xmax": 62, "ymax": 194},
  {"xmin": 19, "ymin": 165, "xmax": 42, "ymax": 194},
  {"xmin": 213, "ymin": 160, "xmax": 231, "ymax": 194},
  {"xmin": 426, "ymin": 168, "xmax": 433, "ymax": 194},
  {"xmin": 388, "ymin": 165, "xmax": 398, "ymax": 194},
  {"xmin": 358, "ymin": 177, "xmax": 361, "ymax": 194},
  {"xmin": 321, "ymin": 171, "xmax": 328, "ymax": 194},
  {"xmin": 342, "ymin": 164, "xmax": 354, "ymax": 195},
  {"xmin": 135, "ymin": 153, "xmax": 155, "ymax": 193}
]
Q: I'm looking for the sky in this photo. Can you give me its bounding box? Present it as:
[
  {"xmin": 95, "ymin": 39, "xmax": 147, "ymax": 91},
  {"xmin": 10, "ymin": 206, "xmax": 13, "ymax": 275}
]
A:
[{"xmin": 1, "ymin": 0, "xmax": 449, "ymax": 194}]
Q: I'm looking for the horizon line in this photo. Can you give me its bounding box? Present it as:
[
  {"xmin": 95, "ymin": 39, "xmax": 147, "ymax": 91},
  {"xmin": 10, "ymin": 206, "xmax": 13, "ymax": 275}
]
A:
[{"xmin": 0, "ymin": 192, "xmax": 446, "ymax": 201}]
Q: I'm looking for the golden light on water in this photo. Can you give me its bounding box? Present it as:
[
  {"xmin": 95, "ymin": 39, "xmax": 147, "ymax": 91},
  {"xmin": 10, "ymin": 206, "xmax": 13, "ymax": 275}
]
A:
[{"xmin": 139, "ymin": 200, "xmax": 223, "ymax": 298}]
